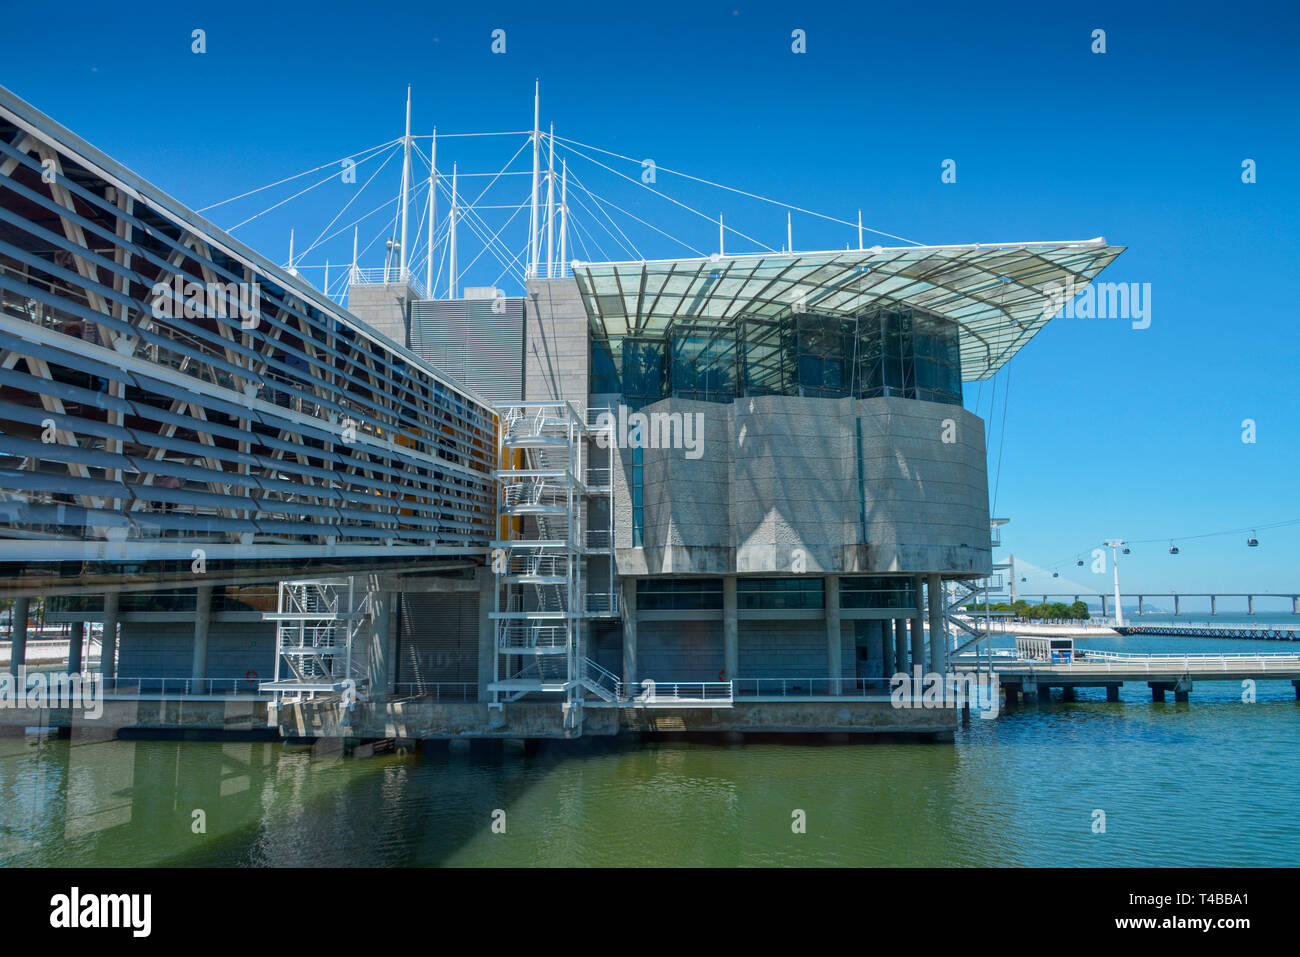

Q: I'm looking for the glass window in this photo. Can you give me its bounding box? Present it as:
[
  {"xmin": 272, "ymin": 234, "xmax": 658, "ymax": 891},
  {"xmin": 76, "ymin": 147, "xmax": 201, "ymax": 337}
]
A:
[
  {"xmin": 670, "ymin": 321, "xmax": 736, "ymax": 402},
  {"xmin": 637, "ymin": 577, "xmax": 724, "ymax": 610},
  {"xmin": 737, "ymin": 577, "xmax": 825, "ymax": 610},
  {"xmin": 796, "ymin": 313, "xmax": 854, "ymax": 398},
  {"xmin": 841, "ymin": 576, "xmax": 917, "ymax": 610},
  {"xmin": 631, "ymin": 445, "xmax": 644, "ymax": 547},
  {"xmin": 740, "ymin": 315, "xmax": 793, "ymax": 396}
]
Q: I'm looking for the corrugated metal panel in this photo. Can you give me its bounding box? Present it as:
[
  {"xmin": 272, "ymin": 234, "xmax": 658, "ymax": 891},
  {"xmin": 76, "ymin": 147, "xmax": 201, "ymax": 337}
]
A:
[
  {"xmin": 410, "ymin": 299, "xmax": 525, "ymax": 403},
  {"xmin": 396, "ymin": 593, "xmax": 479, "ymax": 685}
]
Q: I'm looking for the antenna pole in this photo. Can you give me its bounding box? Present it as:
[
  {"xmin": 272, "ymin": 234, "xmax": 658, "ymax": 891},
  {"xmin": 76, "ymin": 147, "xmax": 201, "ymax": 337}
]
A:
[
  {"xmin": 427, "ymin": 126, "xmax": 437, "ymax": 298},
  {"xmin": 528, "ymin": 81, "xmax": 540, "ymax": 280},
  {"xmin": 448, "ymin": 162, "xmax": 458, "ymax": 299},
  {"xmin": 399, "ymin": 86, "xmax": 412, "ymax": 282},
  {"xmin": 559, "ymin": 159, "xmax": 568, "ymax": 278},
  {"xmin": 545, "ymin": 123, "xmax": 556, "ymax": 279}
]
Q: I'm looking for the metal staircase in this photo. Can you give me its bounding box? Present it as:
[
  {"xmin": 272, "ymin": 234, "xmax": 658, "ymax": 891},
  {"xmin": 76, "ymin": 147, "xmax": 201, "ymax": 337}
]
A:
[
  {"xmin": 488, "ymin": 401, "xmax": 617, "ymax": 726},
  {"xmin": 950, "ymin": 518, "xmax": 1013, "ymax": 658},
  {"xmin": 260, "ymin": 578, "xmax": 370, "ymax": 705}
]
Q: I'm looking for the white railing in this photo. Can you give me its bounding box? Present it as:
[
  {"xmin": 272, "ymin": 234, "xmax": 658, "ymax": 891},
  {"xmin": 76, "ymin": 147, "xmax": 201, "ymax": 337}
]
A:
[
  {"xmin": 348, "ymin": 266, "xmax": 428, "ymax": 299},
  {"xmin": 391, "ymin": 682, "xmax": 476, "ymax": 701},
  {"xmin": 585, "ymin": 592, "xmax": 620, "ymax": 615},
  {"xmin": 98, "ymin": 677, "xmax": 270, "ymax": 697},
  {"xmin": 616, "ymin": 680, "xmax": 733, "ymax": 704},
  {"xmin": 731, "ymin": 677, "xmax": 894, "ymax": 697}
]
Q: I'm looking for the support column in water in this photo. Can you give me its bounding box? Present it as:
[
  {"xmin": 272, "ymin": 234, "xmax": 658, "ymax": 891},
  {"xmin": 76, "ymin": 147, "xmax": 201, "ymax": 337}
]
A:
[
  {"xmin": 68, "ymin": 621, "xmax": 85, "ymax": 674},
  {"xmin": 191, "ymin": 585, "xmax": 213, "ymax": 683},
  {"xmin": 8, "ymin": 595, "xmax": 29, "ymax": 677},
  {"xmin": 927, "ymin": 574, "xmax": 945, "ymax": 674},
  {"xmin": 100, "ymin": 592, "xmax": 119, "ymax": 679}
]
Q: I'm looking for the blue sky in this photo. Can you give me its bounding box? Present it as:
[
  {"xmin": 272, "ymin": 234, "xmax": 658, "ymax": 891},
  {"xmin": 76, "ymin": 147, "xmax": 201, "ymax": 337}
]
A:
[{"xmin": 4, "ymin": 0, "xmax": 1298, "ymax": 595}]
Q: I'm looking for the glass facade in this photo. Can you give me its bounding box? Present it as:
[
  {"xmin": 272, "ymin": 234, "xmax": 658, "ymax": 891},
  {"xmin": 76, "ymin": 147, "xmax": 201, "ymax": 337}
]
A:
[
  {"xmin": 591, "ymin": 303, "xmax": 961, "ymax": 406},
  {"xmin": 737, "ymin": 577, "xmax": 825, "ymax": 610},
  {"xmin": 840, "ymin": 576, "xmax": 917, "ymax": 610},
  {"xmin": 637, "ymin": 578, "xmax": 724, "ymax": 610}
]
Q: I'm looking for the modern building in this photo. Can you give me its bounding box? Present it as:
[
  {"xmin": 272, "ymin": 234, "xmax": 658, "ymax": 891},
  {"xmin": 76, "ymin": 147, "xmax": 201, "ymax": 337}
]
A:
[{"xmin": 0, "ymin": 83, "xmax": 1124, "ymax": 740}]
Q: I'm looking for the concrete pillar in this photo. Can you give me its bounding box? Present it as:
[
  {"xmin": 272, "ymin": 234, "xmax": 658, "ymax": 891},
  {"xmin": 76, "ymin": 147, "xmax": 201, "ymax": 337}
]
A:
[
  {"xmin": 191, "ymin": 584, "xmax": 213, "ymax": 683},
  {"xmin": 1211, "ymin": 594, "xmax": 1217, "ymax": 615},
  {"xmin": 100, "ymin": 592, "xmax": 119, "ymax": 679},
  {"xmin": 1248, "ymin": 595, "xmax": 1254, "ymax": 615},
  {"xmin": 1100, "ymin": 593, "xmax": 1109, "ymax": 618},
  {"xmin": 1150, "ymin": 682, "xmax": 1167, "ymax": 703},
  {"xmin": 927, "ymin": 574, "xmax": 945, "ymax": 674},
  {"xmin": 723, "ymin": 575, "xmax": 738, "ymax": 683},
  {"xmin": 1106, "ymin": 684, "xmax": 1120, "ymax": 702},
  {"xmin": 1292, "ymin": 680, "xmax": 1299, "ymax": 700},
  {"xmin": 1292, "ymin": 596, "xmax": 1298, "ymax": 615},
  {"xmin": 476, "ymin": 568, "xmax": 494, "ymax": 703},
  {"xmin": 7, "ymin": 595, "xmax": 29, "ymax": 677},
  {"xmin": 1138, "ymin": 595, "xmax": 1144, "ymax": 615},
  {"xmin": 825, "ymin": 575, "xmax": 841, "ymax": 695},
  {"xmin": 1174, "ymin": 594, "xmax": 1180, "ymax": 616},
  {"xmin": 910, "ymin": 575, "xmax": 925, "ymax": 671},
  {"xmin": 1062, "ymin": 686, "xmax": 1077, "ymax": 702},
  {"xmin": 621, "ymin": 577, "xmax": 637, "ymax": 691},
  {"xmin": 867, "ymin": 619, "xmax": 886, "ymax": 678},
  {"xmin": 68, "ymin": 621, "xmax": 85, "ymax": 674},
  {"xmin": 893, "ymin": 618, "xmax": 909, "ymax": 675},
  {"xmin": 1004, "ymin": 683, "xmax": 1020, "ymax": 706},
  {"xmin": 367, "ymin": 587, "xmax": 399, "ymax": 700}
]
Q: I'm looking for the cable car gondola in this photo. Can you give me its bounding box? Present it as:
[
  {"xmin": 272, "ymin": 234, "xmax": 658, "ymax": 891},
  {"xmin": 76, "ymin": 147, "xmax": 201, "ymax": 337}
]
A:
[
  {"xmin": 1247, "ymin": 530, "xmax": 1259, "ymax": 547},
  {"xmin": 1169, "ymin": 541, "xmax": 1179, "ymax": 555},
  {"xmin": 1122, "ymin": 547, "xmax": 1130, "ymax": 555}
]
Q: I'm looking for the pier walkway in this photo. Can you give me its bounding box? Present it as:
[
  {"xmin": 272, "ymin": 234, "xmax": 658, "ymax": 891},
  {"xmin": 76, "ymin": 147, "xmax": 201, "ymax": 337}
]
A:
[{"xmin": 956, "ymin": 649, "xmax": 1300, "ymax": 702}]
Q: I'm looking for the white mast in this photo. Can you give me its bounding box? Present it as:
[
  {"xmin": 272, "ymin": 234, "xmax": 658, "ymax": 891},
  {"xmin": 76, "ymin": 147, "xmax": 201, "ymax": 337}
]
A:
[
  {"xmin": 426, "ymin": 127, "xmax": 437, "ymax": 298},
  {"xmin": 786, "ymin": 213, "xmax": 792, "ymax": 253},
  {"xmin": 857, "ymin": 210, "xmax": 863, "ymax": 250},
  {"xmin": 399, "ymin": 86, "xmax": 412, "ymax": 282},
  {"xmin": 288, "ymin": 229, "xmax": 296, "ymax": 275},
  {"xmin": 545, "ymin": 123, "xmax": 556, "ymax": 278},
  {"xmin": 350, "ymin": 227, "xmax": 358, "ymax": 284},
  {"xmin": 719, "ymin": 214, "xmax": 724, "ymax": 257},
  {"xmin": 559, "ymin": 159, "xmax": 568, "ymax": 278},
  {"xmin": 324, "ymin": 261, "xmax": 329, "ymax": 298},
  {"xmin": 448, "ymin": 162, "xmax": 458, "ymax": 299},
  {"xmin": 528, "ymin": 80, "xmax": 540, "ymax": 280}
]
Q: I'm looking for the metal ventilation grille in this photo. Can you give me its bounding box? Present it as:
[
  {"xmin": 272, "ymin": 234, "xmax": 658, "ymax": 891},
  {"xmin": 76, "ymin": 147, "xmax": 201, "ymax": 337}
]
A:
[{"xmin": 410, "ymin": 298, "xmax": 525, "ymax": 403}]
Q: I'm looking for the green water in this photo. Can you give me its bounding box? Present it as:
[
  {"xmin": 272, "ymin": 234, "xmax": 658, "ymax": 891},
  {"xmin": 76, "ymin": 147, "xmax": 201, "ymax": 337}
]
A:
[{"xmin": 2, "ymin": 634, "xmax": 1298, "ymax": 867}]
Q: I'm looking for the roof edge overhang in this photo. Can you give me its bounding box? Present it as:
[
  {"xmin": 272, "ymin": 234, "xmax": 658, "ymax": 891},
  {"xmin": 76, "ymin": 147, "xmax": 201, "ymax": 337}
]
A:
[{"xmin": 574, "ymin": 238, "xmax": 1126, "ymax": 381}]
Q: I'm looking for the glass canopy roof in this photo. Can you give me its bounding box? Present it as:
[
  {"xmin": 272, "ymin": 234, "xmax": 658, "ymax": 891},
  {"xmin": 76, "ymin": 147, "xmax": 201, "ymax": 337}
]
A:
[{"xmin": 573, "ymin": 239, "xmax": 1124, "ymax": 381}]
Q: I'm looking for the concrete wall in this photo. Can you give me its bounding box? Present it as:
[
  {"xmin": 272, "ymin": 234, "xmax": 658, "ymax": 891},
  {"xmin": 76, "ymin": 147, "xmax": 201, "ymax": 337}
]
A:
[
  {"xmin": 636, "ymin": 620, "xmax": 724, "ymax": 683},
  {"xmin": 611, "ymin": 394, "xmax": 990, "ymax": 577},
  {"xmin": 116, "ymin": 618, "xmax": 275, "ymax": 680},
  {"xmin": 737, "ymin": 620, "xmax": 827, "ymax": 679},
  {"xmin": 524, "ymin": 278, "xmax": 588, "ymax": 403},
  {"xmin": 346, "ymin": 282, "xmax": 416, "ymax": 347}
]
